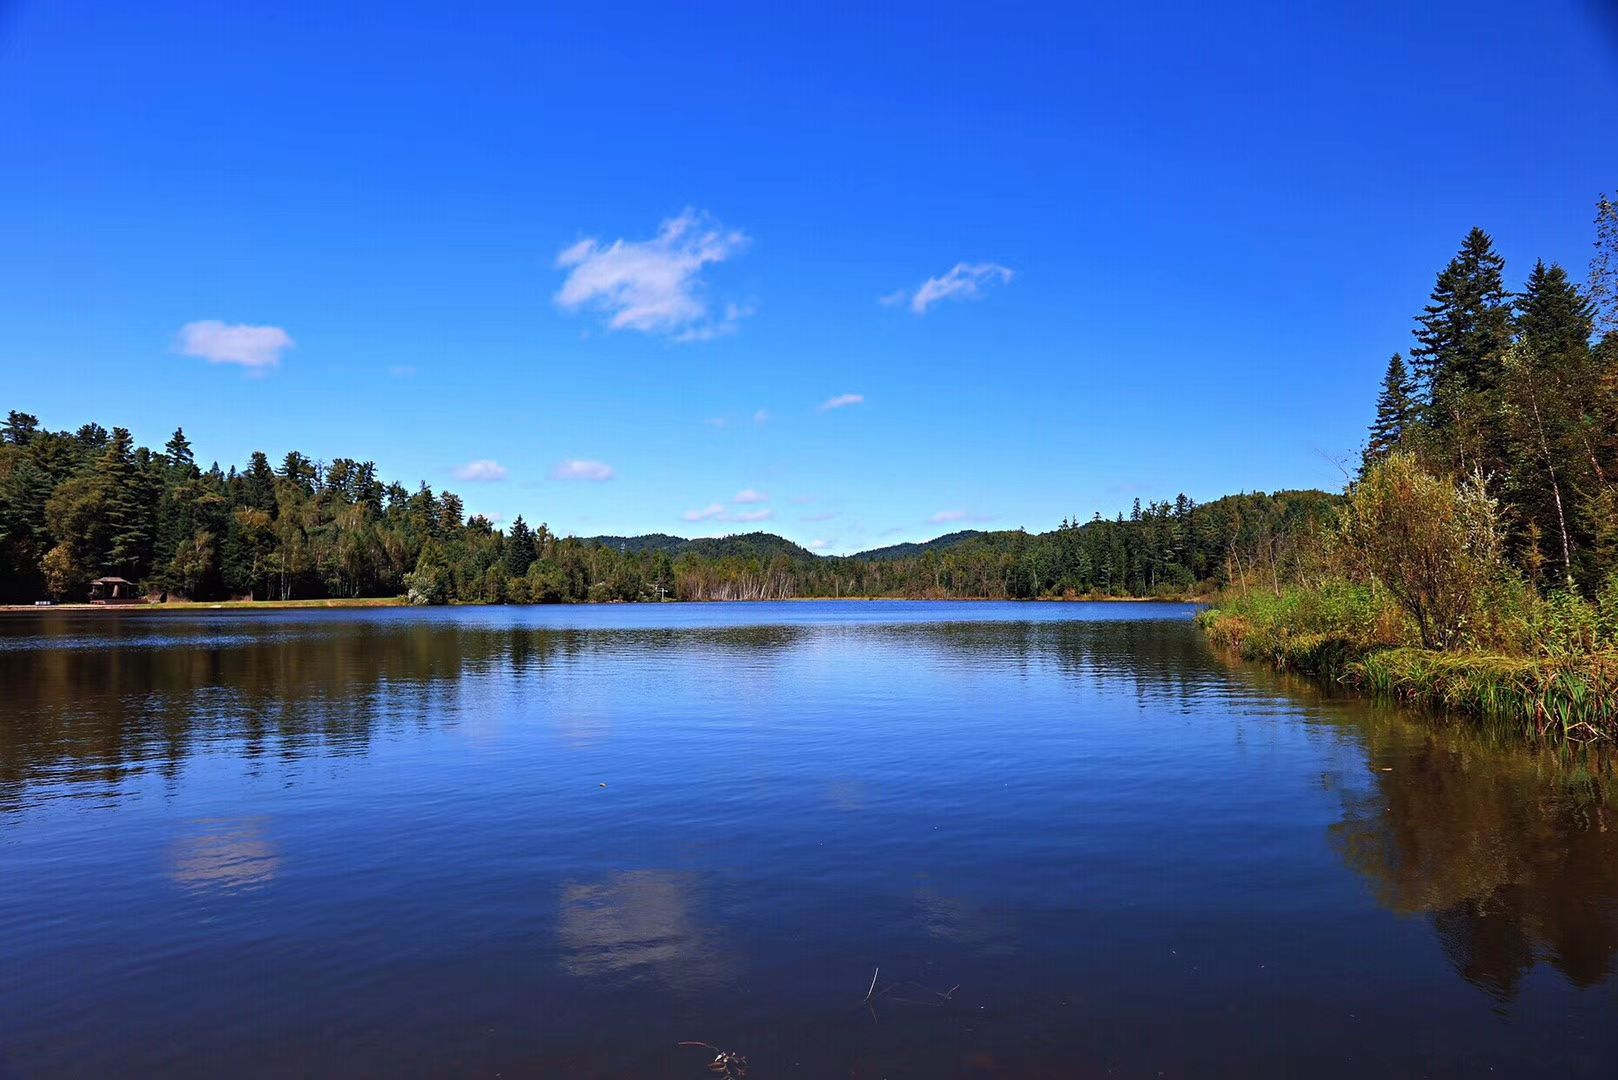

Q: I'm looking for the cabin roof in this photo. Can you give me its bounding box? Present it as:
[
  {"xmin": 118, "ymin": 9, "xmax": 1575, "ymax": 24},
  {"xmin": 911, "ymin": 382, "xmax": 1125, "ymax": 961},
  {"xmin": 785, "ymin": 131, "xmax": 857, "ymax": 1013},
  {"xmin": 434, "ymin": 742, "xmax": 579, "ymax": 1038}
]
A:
[{"xmin": 90, "ymin": 576, "xmax": 134, "ymax": 585}]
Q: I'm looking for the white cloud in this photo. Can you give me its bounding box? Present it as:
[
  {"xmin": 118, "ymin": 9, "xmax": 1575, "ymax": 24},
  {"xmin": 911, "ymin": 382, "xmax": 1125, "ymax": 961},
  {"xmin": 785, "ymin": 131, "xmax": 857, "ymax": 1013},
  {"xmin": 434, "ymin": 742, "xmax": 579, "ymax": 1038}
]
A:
[
  {"xmin": 682, "ymin": 502, "xmax": 775, "ymax": 524},
  {"xmin": 733, "ymin": 488, "xmax": 768, "ymax": 504},
  {"xmin": 808, "ymin": 539, "xmax": 832, "ymax": 551},
  {"xmin": 683, "ymin": 503, "xmax": 727, "ymax": 522},
  {"xmin": 551, "ymin": 459, "xmax": 616, "ymax": 482},
  {"xmin": 453, "ymin": 459, "xmax": 509, "ymax": 483},
  {"xmin": 175, "ymin": 321, "xmax": 294, "ymax": 371},
  {"xmin": 929, "ymin": 509, "xmax": 993, "ymax": 524},
  {"xmin": 555, "ymin": 209, "xmax": 749, "ymax": 340},
  {"xmin": 817, "ymin": 393, "xmax": 864, "ymax": 412},
  {"xmin": 753, "ymin": 409, "xmax": 769, "ymax": 425},
  {"xmin": 886, "ymin": 262, "xmax": 1014, "ymax": 315}
]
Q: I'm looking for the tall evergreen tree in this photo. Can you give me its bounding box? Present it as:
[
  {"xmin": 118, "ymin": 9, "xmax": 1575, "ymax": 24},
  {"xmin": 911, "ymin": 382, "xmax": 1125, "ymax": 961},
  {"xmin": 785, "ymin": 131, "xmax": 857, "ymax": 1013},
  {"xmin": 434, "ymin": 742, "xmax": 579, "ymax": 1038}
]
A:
[
  {"xmin": 1363, "ymin": 353, "xmax": 1416, "ymax": 473},
  {"xmin": 1410, "ymin": 229, "xmax": 1513, "ymax": 472},
  {"xmin": 101, "ymin": 428, "xmax": 153, "ymax": 576},
  {"xmin": 3, "ymin": 411, "xmax": 39, "ymax": 446},
  {"xmin": 241, "ymin": 451, "xmax": 278, "ymax": 514},
  {"xmin": 163, "ymin": 427, "xmax": 197, "ymax": 477},
  {"xmin": 1517, "ymin": 261, "xmax": 1594, "ymax": 355},
  {"xmin": 503, "ymin": 515, "xmax": 536, "ymax": 577}
]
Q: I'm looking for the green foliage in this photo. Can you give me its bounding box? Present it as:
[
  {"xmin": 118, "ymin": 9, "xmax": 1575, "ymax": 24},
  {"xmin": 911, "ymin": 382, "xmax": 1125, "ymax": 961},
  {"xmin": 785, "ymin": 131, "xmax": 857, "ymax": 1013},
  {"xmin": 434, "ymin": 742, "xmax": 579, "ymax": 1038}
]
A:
[
  {"xmin": 1409, "ymin": 227, "xmax": 1514, "ymax": 474},
  {"xmin": 0, "ymin": 412, "xmax": 1342, "ymax": 605},
  {"xmin": 1357, "ymin": 649, "xmax": 1618, "ymax": 742},
  {"xmin": 1338, "ymin": 454, "xmax": 1508, "ymax": 649},
  {"xmin": 1362, "ymin": 353, "xmax": 1416, "ymax": 473}
]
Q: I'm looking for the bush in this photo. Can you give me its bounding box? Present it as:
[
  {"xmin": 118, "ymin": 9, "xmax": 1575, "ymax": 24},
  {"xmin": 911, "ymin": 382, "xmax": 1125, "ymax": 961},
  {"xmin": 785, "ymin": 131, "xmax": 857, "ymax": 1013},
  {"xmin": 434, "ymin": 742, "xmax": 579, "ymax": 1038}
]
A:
[{"xmin": 1339, "ymin": 454, "xmax": 1508, "ymax": 649}]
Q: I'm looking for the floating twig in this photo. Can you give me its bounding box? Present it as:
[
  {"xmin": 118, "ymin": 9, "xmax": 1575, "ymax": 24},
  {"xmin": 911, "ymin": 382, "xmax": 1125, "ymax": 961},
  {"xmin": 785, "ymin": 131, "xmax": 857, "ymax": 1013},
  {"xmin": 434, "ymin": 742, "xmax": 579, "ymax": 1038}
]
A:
[
  {"xmin": 864, "ymin": 965, "xmax": 880, "ymax": 1004},
  {"xmin": 677, "ymin": 1041, "xmax": 749, "ymax": 1078}
]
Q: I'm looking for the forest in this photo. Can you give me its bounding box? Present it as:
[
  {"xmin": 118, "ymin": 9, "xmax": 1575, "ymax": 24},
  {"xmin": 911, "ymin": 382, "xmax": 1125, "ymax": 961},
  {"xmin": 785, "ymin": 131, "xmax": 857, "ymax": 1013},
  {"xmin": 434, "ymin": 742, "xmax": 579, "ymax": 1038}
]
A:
[
  {"xmin": 0, "ymin": 408, "xmax": 1334, "ymax": 605},
  {"xmin": 1202, "ymin": 194, "xmax": 1618, "ymax": 737}
]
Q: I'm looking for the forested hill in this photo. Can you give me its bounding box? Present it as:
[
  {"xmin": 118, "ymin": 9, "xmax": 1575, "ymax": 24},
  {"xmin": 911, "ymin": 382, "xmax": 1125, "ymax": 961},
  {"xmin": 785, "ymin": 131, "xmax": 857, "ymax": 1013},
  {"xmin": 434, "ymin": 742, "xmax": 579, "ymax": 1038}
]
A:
[
  {"xmin": 0, "ymin": 411, "xmax": 1338, "ymax": 605},
  {"xmin": 851, "ymin": 530, "xmax": 988, "ymax": 561},
  {"xmin": 577, "ymin": 532, "xmax": 815, "ymax": 561}
]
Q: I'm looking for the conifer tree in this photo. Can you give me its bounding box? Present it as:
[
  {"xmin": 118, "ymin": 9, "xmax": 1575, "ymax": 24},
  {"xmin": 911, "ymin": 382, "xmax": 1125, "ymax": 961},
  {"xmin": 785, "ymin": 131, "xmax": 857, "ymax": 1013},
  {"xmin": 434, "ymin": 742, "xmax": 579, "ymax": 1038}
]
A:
[
  {"xmin": 163, "ymin": 427, "xmax": 196, "ymax": 477},
  {"xmin": 102, "ymin": 428, "xmax": 153, "ymax": 576},
  {"xmin": 1410, "ymin": 229, "xmax": 1513, "ymax": 472},
  {"xmin": 1517, "ymin": 261, "xmax": 1594, "ymax": 356},
  {"xmin": 1363, "ymin": 353, "xmax": 1416, "ymax": 473},
  {"xmin": 503, "ymin": 515, "xmax": 536, "ymax": 577},
  {"xmin": 241, "ymin": 451, "xmax": 278, "ymax": 514},
  {"xmin": 3, "ymin": 411, "xmax": 39, "ymax": 446}
]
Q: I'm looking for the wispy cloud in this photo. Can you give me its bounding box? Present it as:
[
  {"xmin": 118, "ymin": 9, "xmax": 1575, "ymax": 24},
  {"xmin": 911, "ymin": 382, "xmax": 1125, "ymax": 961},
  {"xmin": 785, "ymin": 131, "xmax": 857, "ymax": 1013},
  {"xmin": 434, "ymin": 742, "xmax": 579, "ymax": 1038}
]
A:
[
  {"xmin": 817, "ymin": 393, "xmax": 864, "ymax": 412},
  {"xmin": 682, "ymin": 503, "xmax": 727, "ymax": 522},
  {"xmin": 929, "ymin": 509, "xmax": 993, "ymax": 524},
  {"xmin": 801, "ymin": 510, "xmax": 838, "ymax": 522},
  {"xmin": 733, "ymin": 488, "xmax": 768, "ymax": 504},
  {"xmin": 682, "ymin": 502, "xmax": 775, "ymax": 524},
  {"xmin": 884, "ymin": 262, "xmax": 1014, "ymax": 315},
  {"xmin": 453, "ymin": 459, "xmax": 508, "ymax": 483},
  {"xmin": 808, "ymin": 538, "xmax": 832, "ymax": 551},
  {"xmin": 703, "ymin": 408, "xmax": 771, "ymax": 429},
  {"xmin": 175, "ymin": 321, "xmax": 294, "ymax": 372},
  {"xmin": 551, "ymin": 459, "xmax": 615, "ymax": 482},
  {"xmin": 555, "ymin": 208, "xmax": 749, "ymax": 341},
  {"xmin": 388, "ymin": 365, "xmax": 417, "ymax": 379}
]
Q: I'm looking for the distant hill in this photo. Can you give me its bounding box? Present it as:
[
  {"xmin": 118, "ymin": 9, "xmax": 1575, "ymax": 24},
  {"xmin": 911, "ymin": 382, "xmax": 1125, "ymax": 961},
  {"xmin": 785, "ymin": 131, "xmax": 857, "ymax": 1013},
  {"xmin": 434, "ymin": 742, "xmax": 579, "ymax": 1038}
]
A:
[
  {"xmin": 849, "ymin": 530, "xmax": 995, "ymax": 561},
  {"xmin": 576, "ymin": 531, "xmax": 816, "ymax": 560},
  {"xmin": 570, "ymin": 489, "xmax": 1342, "ymax": 568}
]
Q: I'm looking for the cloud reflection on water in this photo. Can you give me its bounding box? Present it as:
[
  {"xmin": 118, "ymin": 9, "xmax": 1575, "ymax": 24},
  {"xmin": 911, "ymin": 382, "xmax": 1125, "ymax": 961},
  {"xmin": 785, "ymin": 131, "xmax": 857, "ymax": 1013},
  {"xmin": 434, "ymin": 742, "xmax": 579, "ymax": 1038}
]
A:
[
  {"xmin": 556, "ymin": 870, "xmax": 734, "ymax": 990},
  {"xmin": 169, "ymin": 817, "xmax": 280, "ymax": 894}
]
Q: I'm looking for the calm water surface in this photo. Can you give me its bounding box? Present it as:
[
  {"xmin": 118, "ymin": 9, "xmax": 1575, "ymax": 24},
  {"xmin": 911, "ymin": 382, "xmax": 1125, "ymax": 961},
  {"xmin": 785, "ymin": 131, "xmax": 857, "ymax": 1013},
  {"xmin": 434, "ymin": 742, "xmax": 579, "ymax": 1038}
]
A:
[{"xmin": 2, "ymin": 602, "xmax": 1616, "ymax": 1077}]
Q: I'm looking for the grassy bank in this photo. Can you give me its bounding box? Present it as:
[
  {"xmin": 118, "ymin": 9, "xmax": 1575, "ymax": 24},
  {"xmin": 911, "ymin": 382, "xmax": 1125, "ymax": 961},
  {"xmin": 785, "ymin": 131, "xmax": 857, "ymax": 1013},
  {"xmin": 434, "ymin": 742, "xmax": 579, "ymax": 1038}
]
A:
[{"xmin": 1200, "ymin": 586, "xmax": 1618, "ymax": 742}]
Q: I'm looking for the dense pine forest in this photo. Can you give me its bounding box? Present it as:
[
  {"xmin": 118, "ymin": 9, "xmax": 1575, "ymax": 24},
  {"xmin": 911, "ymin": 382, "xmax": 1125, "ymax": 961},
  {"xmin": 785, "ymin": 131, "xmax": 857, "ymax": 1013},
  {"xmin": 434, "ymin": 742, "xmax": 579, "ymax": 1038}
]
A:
[{"xmin": 0, "ymin": 409, "xmax": 1335, "ymax": 605}]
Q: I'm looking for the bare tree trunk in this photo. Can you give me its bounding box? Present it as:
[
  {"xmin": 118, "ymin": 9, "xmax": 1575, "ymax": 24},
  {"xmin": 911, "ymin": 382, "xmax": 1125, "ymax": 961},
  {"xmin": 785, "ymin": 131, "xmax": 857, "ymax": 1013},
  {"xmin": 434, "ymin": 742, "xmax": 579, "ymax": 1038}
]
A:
[{"xmin": 1527, "ymin": 387, "xmax": 1575, "ymax": 585}]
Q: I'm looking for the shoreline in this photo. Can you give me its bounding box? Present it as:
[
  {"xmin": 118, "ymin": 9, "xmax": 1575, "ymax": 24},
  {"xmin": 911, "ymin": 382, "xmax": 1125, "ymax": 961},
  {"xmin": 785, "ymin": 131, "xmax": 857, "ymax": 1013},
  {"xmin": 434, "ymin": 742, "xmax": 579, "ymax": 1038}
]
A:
[
  {"xmin": 0, "ymin": 594, "xmax": 1209, "ymax": 615},
  {"xmin": 1198, "ymin": 605, "xmax": 1618, "ymax": 743}
]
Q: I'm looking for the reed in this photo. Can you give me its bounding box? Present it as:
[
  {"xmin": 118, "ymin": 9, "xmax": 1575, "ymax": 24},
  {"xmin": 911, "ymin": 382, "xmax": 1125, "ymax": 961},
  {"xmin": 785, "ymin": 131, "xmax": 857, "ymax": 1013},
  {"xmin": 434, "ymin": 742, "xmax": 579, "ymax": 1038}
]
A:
[{"xmin": 1200, "ymin": 588, "xmax": 1618, "ymax": 743}]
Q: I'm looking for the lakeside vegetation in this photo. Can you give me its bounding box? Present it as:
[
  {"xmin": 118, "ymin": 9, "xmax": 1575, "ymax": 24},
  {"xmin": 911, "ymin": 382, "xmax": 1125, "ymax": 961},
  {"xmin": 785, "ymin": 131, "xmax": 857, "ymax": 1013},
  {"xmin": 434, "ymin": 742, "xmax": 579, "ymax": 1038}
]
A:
[{"xmin": 1202, "ymin": 194, "xmax": 1618, "ymax": 740}]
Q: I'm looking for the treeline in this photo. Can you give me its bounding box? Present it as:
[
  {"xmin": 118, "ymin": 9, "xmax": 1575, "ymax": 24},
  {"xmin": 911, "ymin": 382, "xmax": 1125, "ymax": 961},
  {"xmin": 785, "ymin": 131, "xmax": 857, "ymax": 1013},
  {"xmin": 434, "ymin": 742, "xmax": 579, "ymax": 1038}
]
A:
[
  {"xmin": 0, "ymin": 410, "xmax": 1334, "ymax": 604},
  {"xmin": 1202, "ymin": 195, "xmax": 1618, "ymax": 738},
  {"xmin": 1359, "ymin": 195, "xmax": 1618, "ymax": 591}
]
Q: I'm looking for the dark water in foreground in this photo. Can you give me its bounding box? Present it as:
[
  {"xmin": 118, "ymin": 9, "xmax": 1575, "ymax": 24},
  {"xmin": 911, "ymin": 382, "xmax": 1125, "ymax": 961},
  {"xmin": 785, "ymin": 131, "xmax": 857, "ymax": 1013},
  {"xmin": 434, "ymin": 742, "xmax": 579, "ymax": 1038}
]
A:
[{"xmin": 2, "ymin": 602, "xmax": 1617, "ymax": 1078}]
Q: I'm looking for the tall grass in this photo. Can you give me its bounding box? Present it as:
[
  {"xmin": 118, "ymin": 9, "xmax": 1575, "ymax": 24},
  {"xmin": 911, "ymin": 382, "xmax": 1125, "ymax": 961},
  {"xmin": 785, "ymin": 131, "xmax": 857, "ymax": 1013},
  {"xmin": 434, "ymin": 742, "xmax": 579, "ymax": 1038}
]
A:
[{"xmin": 1200, "ymin": 580, "xmax": 1618, "ymax": 743}]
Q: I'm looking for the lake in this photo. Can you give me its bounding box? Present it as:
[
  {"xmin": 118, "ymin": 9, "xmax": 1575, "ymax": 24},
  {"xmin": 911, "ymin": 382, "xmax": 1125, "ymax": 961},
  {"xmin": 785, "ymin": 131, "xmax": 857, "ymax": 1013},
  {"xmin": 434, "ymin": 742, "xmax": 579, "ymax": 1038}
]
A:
[{"xmin": 2, "ymin": 601, "xmax": 1615, "ymax": 1077}]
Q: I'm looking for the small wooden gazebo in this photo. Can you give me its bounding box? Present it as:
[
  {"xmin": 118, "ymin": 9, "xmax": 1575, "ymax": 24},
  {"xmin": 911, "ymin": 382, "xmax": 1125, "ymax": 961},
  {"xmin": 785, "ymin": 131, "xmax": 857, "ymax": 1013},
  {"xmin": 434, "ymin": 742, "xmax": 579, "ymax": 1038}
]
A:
[{"xmin": 88, "ymin": 577, "xmax": 139, "ymax": 604}]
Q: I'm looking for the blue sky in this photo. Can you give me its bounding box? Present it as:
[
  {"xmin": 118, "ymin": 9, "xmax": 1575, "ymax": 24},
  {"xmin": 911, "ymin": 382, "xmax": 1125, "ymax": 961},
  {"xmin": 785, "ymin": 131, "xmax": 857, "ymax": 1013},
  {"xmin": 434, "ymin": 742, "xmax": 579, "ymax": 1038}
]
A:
[{"xmin": 3, "ymin": 1, "xmax": 1616, "ymax": 553}]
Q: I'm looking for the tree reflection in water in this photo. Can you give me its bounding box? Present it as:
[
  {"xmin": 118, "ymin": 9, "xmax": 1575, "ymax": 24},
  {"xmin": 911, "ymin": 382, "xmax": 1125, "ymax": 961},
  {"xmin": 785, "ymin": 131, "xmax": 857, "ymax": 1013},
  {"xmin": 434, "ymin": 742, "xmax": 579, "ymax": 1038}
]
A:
[{"xmin": 1329, "ymin": 710, "xmax": 1618, "ymax": 1002}]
